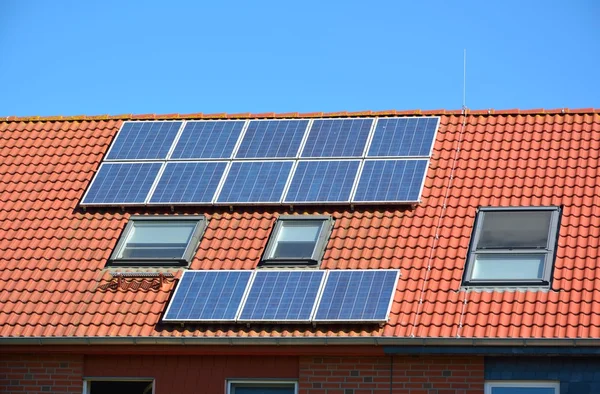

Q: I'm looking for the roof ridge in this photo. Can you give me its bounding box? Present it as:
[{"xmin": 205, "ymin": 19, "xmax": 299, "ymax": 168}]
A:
[{"xmin": 2, "ymin": 108, "xmax": 599, "ymax": 122}]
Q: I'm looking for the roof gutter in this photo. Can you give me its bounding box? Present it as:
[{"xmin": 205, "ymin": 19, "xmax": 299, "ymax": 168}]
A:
[{"xmin": 2, "ymin": 336, "xmax": 600, "ymax": 349}]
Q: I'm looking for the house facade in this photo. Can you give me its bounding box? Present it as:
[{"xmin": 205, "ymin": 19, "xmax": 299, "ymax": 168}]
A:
[{"xmin": 1, "ymin": 109, "xmax": 599, "ymax": 394}]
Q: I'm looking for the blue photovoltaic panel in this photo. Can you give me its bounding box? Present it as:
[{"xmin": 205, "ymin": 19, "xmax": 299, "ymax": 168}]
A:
[
  {"xmin": 171, "ymin": 121, "xmax": 245, "ymax": 159},
  {"xmin": 301, "ymin": 119, "xmax": 372, "ymax": 158},
  {"xmin": 353, "ymin": 159, "xmax": 428, "ymax": 202},
  {"xmin": 82, "ymin": 162, "xmax": 162, "ymax": 204},
  {"xmin": 368, "ymin": 117, "xmax": 438, "ymax": 157},
  {"xmin": 239, "ymin": 271, "xmax": 325, "ymax": 322},
  {"xmin": 106, "ymin": 121, "xmax": 182, "ymax": 160},
  {"xmin": 236, "ymin": 120, "xmax": 309, "ymax": 158},
  {"xmin": 284, "ymin": 160, "xmax": 360, "ymax": 203},
  {"xmin": 314, "ymin": 270, "xmax": 399, "ymax": 322},
  {"xmin": 164, "ymin": 271, "xmax": 252, "ymax": 321},
  {"xmin": 149, "ymin": 162, "xmax": 227, "ymax": 204},
  {"xmin": 216, "ymin": 161, "xmax": 292, "ymax": 203}
]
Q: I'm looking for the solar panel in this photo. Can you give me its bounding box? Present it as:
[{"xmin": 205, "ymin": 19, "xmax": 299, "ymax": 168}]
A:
[
  {"xmin": 314, "ymin": 270, "xmax": 399, "ymax": 322},
  {"xmin": 235, "ymin": 120, "xmax": 309, "ymax": 158},
  {"xmin": 82, "ymin": 162, "xmax": 162, "ymax": 205},
  {"xmin": 216, "ymin": 161, "xmax": 293, "ymax": 203},
  {"xmin": 353, "ymin": 159, "xmax": 428, "ymax": 202},
  {"xmin": 368, "ymin": 117, "xmax": 438, "ymax": 157},
  {"xmin": 171, "ymin": 121, "xmax": 245, "ymax": 159},
  {"xmin": 149, "ymin": 162, "xmax": 227, "ymax": 204},
  {"xmin": 284, "ymin": 160, "xmax": 360, "ymax": 203},
  {"xmin": 238, "ymin": 270, "xmax": 325, "ymax": 322},
  {"xmin": 301, "ymin": 119, "xmax": 372, "ymax": 158},
  {"xmin": 106, "ymin": 121, "xmax": 182, "ymax": 160},
  {"xmin": 164, "ymin": 271, "xmax": 252, "ymax": 322}
]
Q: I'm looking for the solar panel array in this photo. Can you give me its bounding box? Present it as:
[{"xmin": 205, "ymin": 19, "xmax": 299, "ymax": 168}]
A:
[
  {"xmin": 163, "ymin": 269, "xmax": 399, "ymax": 323},
  {"xmin": 82, "ymin": 117, "xmax": 439, "ymax": 206}
]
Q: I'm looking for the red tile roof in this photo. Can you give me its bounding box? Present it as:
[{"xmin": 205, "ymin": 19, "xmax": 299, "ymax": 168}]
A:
[{"xmin": 1, "ymin": 109, "xmax": 600, "ymax": 341}]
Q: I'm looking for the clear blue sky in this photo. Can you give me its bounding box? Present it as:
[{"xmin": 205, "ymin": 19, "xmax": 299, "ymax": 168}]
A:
[{"xmin": 1, "ymin": 0, "xmax": 598, "ymax": 116}]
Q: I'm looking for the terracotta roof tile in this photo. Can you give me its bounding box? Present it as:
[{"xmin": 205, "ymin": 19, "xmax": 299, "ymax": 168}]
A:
[{"xmin": 1, "ymin": 110, "xmax": 600, "ymax": 339}]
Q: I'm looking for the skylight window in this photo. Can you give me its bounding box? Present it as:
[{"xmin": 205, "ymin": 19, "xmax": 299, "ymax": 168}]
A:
[
  {"xmin": 261, "ymin": 215, "xmax": 332, "ymax": 266},
  {"xmin": 109, "ymin": 216, "xmax": 206, "ymax": 266},
  {"xmin": 463, "ymin": 207, "xmax": 560, "ymax": 286}
]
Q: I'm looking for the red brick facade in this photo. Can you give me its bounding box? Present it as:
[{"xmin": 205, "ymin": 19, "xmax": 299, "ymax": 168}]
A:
[
  {"xmin": 0, "ymin": 354, "xmax": 83, "ymax": 394},
  {"xmin": 0, "ymin": 353, "xmax": 484, "ymax": 393},
  {"xmin": 299, "ymin": 356, "xmax": 484, "ymax": 394}
]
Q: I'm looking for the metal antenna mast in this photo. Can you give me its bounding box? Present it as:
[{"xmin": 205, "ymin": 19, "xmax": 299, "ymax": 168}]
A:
[{"xmin": 462, "ymin": 49, "xmax": 467, "ymax": 111}]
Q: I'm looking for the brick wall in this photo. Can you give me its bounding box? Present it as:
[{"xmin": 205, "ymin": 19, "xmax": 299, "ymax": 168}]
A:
[
  {"xmin": 0, "ymin": 353, "xmax": 83, "ymax": 394},
  {"xmin": 299, "ymin": 355, "xmax": 484, "ymax": 394},
  {"xmin": 485, "ymin": 356, "xmax": 600, "ymax": 394}
]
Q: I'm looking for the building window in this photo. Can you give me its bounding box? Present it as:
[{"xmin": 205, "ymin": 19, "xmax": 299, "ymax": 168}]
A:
[
  {"xmin": 109, "ymin": 216, "xmax": 206, "ymax": 266},
  {"xmin": 83, "ymin": 378, "xmax": 154, "ymax": 394},
  {"xmin": 463, "ymin": 207, "xmax": 560, "ymax": 286},
  {"xmin": 228, "ymin": 381, "xmax": 297, "ymax": 394},
  {"xmin": 261, "ymin": 215, "xmax": 333, "ymax": 266},
  {"xmin": 485, "ymin": 381, "xmax": 559, "ymax": 394}
]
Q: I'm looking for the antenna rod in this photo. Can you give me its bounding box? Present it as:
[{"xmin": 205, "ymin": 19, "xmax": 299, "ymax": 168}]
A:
[{"xmin": 462, "ymin": 49, "xmax": 467, "ymax": 110}]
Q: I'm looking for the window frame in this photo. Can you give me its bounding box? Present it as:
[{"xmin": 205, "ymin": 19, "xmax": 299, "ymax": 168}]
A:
[
  {"xmin": 260, "ymin": 215, "xmax": 333, "ymax": 267},
  {"xmin": 82, "ymin": 378, "xmax": 155, "ymax": 394},
  {"xmin": 463, "ymin": 206, "xmax": 561, "ymax": 286},
  {"xmin": 108, "ymin": 215, "xmax": 207, "ymax": 266},
  {"xmin": 227, "ymin": 380, "xmax": 298, "ymax": 394},
  {"xmin": 484, "ymin": 381, "xmax": 559, "ymax": 394}
]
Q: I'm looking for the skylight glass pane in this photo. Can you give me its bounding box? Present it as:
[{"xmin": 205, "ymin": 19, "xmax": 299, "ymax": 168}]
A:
[
  {"xmin": 119, "ymin": 221, "xmax": 196, "ymax": 259},
  {"xmin": 478, "ymin": 211, "xmax": 552, "ymax": 249},
  {"xmin": 270, "ymin": 221, "xmax": 321, "ymax": 259},
  {"xmin": 471, "ymin": 254, "xmax": 545, "ymax": 280}
]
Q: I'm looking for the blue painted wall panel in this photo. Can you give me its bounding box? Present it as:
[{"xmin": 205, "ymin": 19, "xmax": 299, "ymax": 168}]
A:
[{"xmin": 485, "ymin": 357, "xmax": 600, "ymax": 394}]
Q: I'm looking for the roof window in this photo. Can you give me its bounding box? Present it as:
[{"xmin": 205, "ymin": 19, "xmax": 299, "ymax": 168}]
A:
[
  {"xmin": 109, "ymin": 216, "xmax": 206, "ymax": 266},
  {"xmin": 261, "ymin": 215, "xmax": 333, "ymax": 266},
  {"xmin": 463, "ymin": 207, "xmax": 560, "ymax": 286}
]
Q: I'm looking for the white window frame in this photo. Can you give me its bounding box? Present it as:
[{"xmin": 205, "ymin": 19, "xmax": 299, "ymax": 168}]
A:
[
  {"xmin": 261, "ymin": 215, "xmax": 333, "ymax": 266},
  {"xmin": 463, "ymin": 206, "xmax": 561, "ymax": 286},
  {"xmin": 227, "ymin": 380, "xmax": 298, "ymax": 394},
  {"xmin": 109, "ymin": 215, "xmax": 206, "ymax": 266},
  {"xmin": 484, "ymin": 381, "xmax": 560, "ymax": 394},
  {"xmin": 82, "ymin": 378, "xmax": 155, "ymax": 394}
]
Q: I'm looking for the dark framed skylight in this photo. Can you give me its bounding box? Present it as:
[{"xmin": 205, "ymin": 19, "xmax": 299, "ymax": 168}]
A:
[{"xmin": 463, "ymin": 206, "xmax": 561, "ymax": 286}]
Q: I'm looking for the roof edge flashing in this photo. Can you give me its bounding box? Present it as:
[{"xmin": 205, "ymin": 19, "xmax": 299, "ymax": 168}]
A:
[{"xmin": 2, "ymin": 337, "xmax": 600, "ymax": 349}]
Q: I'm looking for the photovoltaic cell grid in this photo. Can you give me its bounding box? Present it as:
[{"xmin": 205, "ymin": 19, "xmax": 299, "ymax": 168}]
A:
[
  {"xmin": 164, "ymin": 271, "xmax": 252, "ymax": 321},
  {"xmin": 368, "ymin": 117, "xmax": 438, "ymax": 157},
  {"xmin": 284, "ymin": 160, "xmax": 360, "ymax": 203},
  {"xmin": 106, "ymin": 121, "xmax": 182, "ymax": 160},
  {"xmin": 238, "ymin": 271, "xmax": 325, "ymax": 321},
  {"xmin": 217, "ymin": 161, "xmax": 293, "ymax": 203},
  {"xmin": 82, "ymin": 162, "xmax": 162, "ymax": 204},
  {"xmin": 149, "ymin": 162, "xmax": 227, "ymax": 204},
  {"xmin": 314, "ymin": 270, "xmax": 399, "ymax": 322},
  {"xmin": 171, "ymin": 121, "xmax": 245, "ymax": 159},
  {"xmin": 235, "ymin": 120, "xmax": 309, "ymax": 158},
  {"xmin": 83, "ymin": 117, "xmax": 439, "ymax": 205},
  {"xmin": 353, "ymin": 159, "xmax": 428, "ymax": 202},
  {"xmin": 301, "ymin": 119, "xmax": 373, "ymax": 157}
]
